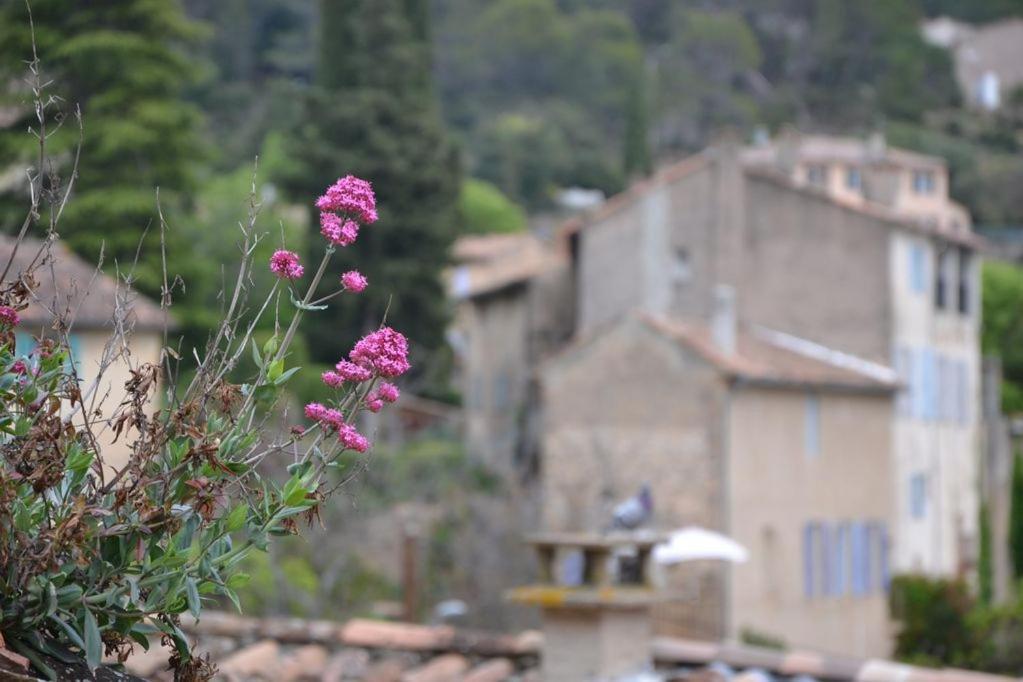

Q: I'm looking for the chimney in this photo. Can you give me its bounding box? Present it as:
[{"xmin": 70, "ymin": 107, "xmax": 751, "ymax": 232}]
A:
[
  {"xmin": 507, "ymin": 533, "xmax": 659, "ymax": 680},
  {"xmin": 867, "ymin": 131, "xmax": 887, "ymax": 161},
  {"xmin": 712, "ymin": 284, "xmax": 737, "ymax": 355}
]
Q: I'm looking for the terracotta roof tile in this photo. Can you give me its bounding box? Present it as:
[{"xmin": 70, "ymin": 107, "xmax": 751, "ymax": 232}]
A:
[
  {"xmin": 463, "ymin": 658, "xmax": 515, "ymax": 682},
  {"xmin": 399, "ymin": 653, "xmax": 469, "ymax": 682},
  {"xmin": 218, "ymin": 639, "xmax": 282, "ymax": 680},
  {"xmin": 644, "ymin": 314, "xmax": 898, "ymax": 392},
  {"xmin": 0, "ymin": 235, "xmax": 166, "ymax": 331}
]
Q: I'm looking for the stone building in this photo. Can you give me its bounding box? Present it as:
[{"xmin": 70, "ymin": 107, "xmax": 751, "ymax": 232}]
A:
[
  {"xmin": 1, "ymin": 236, "xmax": 166, "ymax": 471},
  {"xmin": 922, "ymin": 16, "xmax": 1023, "ymax": 110},
  {"xmin": 451, "ymin": 133, "xmax": 983, "ymax": 655}
]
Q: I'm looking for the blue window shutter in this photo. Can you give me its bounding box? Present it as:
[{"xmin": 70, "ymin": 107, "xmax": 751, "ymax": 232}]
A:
[
  {"xmin": 911, "ymin": 349, "xmax": 923, "ymax": 419},
  {"xmin": 14, "ymin": 332, "xmax": 33, "ymax": 355},
  {"xmin": 804, "ymin": 395, "xmax": 821, "ymax": 458},
  {"xmin": 68, "ymin": 334, "xmax": 82, "ymax": 369},
  {"xmin": 864, "ymin": 524, "xmax": 876, "ymax": 594},
  {"xmin": 910, "ymin": 244, "xmax": 927, "ymax": 293},
  {"xmin": 803, "ymin": 523, "xmax": 816, "ymax": 599},
  {"xmin": 954, "ymin": 361, "xmax": 964, "ymax": 424},
  {"xmin": 833, "ymin": 524, "xmax": 848, "ymax": 596},
  {"xmin": 819, "ymin": 524, "xmax": 832, "ymax": 596},
  {"xmin": 910, "ymin": 474, "xmax": 927, "ymax": 519},
  {"xmin": 880, "ymin": 525, "xmax": 891, "ymax": 592},
  {"xmin": 851, "ymin": 523, "xmax": 867, "ymax": 596}
]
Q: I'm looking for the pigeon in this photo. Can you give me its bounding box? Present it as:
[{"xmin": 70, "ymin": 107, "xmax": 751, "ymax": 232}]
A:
[{"xmin": 612, "ymin": 484, "xmax": 653, "ymax": 530}]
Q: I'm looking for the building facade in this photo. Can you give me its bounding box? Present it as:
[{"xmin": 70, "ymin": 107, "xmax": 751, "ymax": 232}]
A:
[
  {"xmin": 451, "ymin": 133, "xmax": 982, "ymax": 654},
  {"xmin": 1, "ymin": 236, "xmax": 166, "ymax": 471}
]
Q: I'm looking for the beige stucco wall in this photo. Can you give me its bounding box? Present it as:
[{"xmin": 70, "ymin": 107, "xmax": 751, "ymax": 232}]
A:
[
  {"xmin": 728, "ymin": 387, "xmax": 894, "ymax": 658},
  {"xmin": 888, "ymin": 231, "xmax": 981, "ymax": 575},
  {"xmin": 72, "ymin": 330, "xmax": 163, "ymax": 472}
]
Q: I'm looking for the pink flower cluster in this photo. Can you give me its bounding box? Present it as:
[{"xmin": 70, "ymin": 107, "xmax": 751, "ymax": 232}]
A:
[
  {"xmin": 317, "ymin": 175, "xmax": 378, "ymax": 225},
  {"xmin": 341, "ymin": 270, "xmax": 368, "ymax": 293},
  {"xmin": 365, "ymin": 382, "xmax": 400, "ymax": 413},
  {"xmin": 0, "ymin": 306, "xmax": 19, "ymax": 327},
  {"xmin": 320, "ymin": 213, "xmax": 359, "ymax": 246},
  {"xmin": 304, "ymin": 402, "xmax": 370, "ymax": 452},
  {"xmin": 350, "ymin": 327, "xmax": 410, "ymax": 378},
  {"xmin": 269, "ymin": 250, "xmax": 304, "ymax": 280}
]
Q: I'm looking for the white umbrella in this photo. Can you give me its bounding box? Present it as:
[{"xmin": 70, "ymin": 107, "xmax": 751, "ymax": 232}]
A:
[{"xmin": 652, "ymin": 526, "xmax": 749, "ymax": 565}]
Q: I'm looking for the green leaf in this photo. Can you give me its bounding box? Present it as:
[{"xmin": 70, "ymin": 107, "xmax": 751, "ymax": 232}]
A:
[
  {"xmin": 267, "ymin": 358, "xmax": 284, "ymax": 382},
  {"xmin": 224, "ymin": 504, "xmax": 247, "ymax": 533},
  {"xmin": 274, "ymin": 366, "xmax": 301, "ymax": 386},
  {"xmin": 284, "ymin": 485, "xmax": 308, "ymax": 507},
  {"xmin": 49, "ymin": 614, "xmax": 86, "ymax": 650},
  {"xmin": 250, "ymin": 337, "xmax": 263, "ymax": 369},
  {"xmin": 185, "ymin": 577, "xmax": 201, "ymax": 619},
  {"xmin": 226, "ymin": 572, "xmax": 251, "ymax": 589},
  {"xmin": 262, "ymin": 335, "xmax": 279, "ymax": 358},
  {"xmin": 83, "ymin": 609, "xmax": 102, "ymax": 672}
]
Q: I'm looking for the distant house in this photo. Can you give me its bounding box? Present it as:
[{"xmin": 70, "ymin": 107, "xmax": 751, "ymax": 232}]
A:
[
  {"xmin": 922, "ymin": 16, "xmax": 1023, "ymax": 110},
  {"xmin": 1, "ymin": 235, "xmax": 166, "ymax": 471},
  {"xmin": 450, "ymin": 133, "xmax": 982, "ymax": 655}
]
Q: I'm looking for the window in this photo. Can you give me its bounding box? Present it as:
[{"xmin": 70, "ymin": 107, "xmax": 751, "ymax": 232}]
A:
[
  {"xmin": 832, "ymin": 523, "xmax": 850, "ymax": 596},
  {"xmin": 806, "ymin": 164, "xmax": 828, "ymax": 187},
  {"xmin": 912, "ymin": 169, "xmax": 936, "ymax": 194},
  {"xmin": 909, "ymin": 244, "xmax": 927, "ymax": 294},
  {"xmin": 806, "ymin": 521, "xmax": 888, "ymax": 599},
  {"xmin": 894, "ymin": 347, "xmax": 912, "ymax": 416},
  {"xmin": 958, "ymin": 248, "xmax": 972, "ymax": 315},
  {"xmin": 935, "ymin": 249, "xmax": 951, "ymax": 310},
  {"xmin": 845, "ymin": 166, "xmax": 862, "ymax": 191},
  {"xmin": 910, "ymin": 473, "xmax": 927, "ymax": 519},
  {"xmin": 804, "ymin": 395, "xmax": 820, "ymax": 458},
  {"xmin": 803, "ymin": 522, "xmax": 819, "ymax": 598},
  {"xmin": 671, "ymin": 247, "xmax": 692, "ymax": 285},
  {"xmin": 851, "ymin": 522, "xmax": 870, "ymax": 596}
]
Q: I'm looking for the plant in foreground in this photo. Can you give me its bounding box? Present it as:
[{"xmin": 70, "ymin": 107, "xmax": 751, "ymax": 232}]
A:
[{"xmin": 0, "ymin": 151, "xmax": 406, "ymax": 679}]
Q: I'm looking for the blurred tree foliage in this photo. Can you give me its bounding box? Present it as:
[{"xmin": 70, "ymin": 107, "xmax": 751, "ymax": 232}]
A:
[
  {"xmin": 278, "ymin": 0, "xmax": 461, "ymax": 374},
  {"xmin": 890, "ymin": 573, "xmax": 1023, "ymax": 674},
  {"xmin": 459, "ymin": 179, "xmax": 527, "ymax": 235},
  {"xmin": 0, "ymin": 0, "xmax": 205, "ymax": 297},
  {"xmin": 981, "ymin": 261, "xmax": 1023, "ymax": 413}
]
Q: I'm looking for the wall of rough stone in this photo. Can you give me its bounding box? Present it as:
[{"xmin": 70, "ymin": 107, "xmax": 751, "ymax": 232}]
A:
[
  {"xmin": 541, "ymin": 318, "xmax": 729, "ymax": 638},
  {"xmin": 739, "ymin": 175, "xmax": 893, "ymax": 363}
]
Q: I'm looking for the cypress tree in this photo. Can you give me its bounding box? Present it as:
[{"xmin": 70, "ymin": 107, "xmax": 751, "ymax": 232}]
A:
[
  {"xmin": 1010, "ymin": 451, "xmax": 1023, "ymax": 579},
  {"xmin": 979, "ymin": 502, "xmax": 993, "ymax": 605},
  {"xmin": 0, "ymin": 0, "xmax": 205, "ymax": 296},
  {"xmin": 623, "ymin": 66, "xmax": 652, "ymax": 178},
  {"xmin": 280, "ymin": 0, "xmax": 460, "ymax": 370}
]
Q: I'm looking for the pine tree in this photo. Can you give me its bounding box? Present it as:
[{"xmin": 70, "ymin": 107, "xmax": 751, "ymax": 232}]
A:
[
  {"xmin": 0, "ymin": 0, "xmax": 205, "ymax": 297},
  {"xmin": 1010, "ymin": 452, "xmax": 1023, "ymax": 579},
  {"xmin": 280, "ymin": 0, "xmax": 461, "ymax": 370}
]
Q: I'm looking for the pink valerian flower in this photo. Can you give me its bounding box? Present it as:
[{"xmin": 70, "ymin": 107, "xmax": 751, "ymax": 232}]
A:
[
  {"xmin": 321, "ymin": 371, "xmax": 346, "ymax": 388},
  {"xmin": 269, "ymin": 250, "xmax": 304, "ymax": 279},
  {"xmin": 304, "ymin": 403, "xmax": 330, "ymax": 422},
  {"xmin": 334, "ymin": 360, "xmax": 373, "ymax": 383},
  {"xmin": 350, "ymin": 327, "xmax": 410, "ymax": 378},
  {"xmin": 316, "ymin": 175, "xmax": 378, "ymax": 225},
  {"xmin": 377, "ymin": 382, "xmax": 400, "ymax": 403},
  {"xmin": 338, "ymin": 423, "xmax": 370, "ymax": 453},
  {"xmin": 341, "ymin": 270, "xmax": 368, "ymax": 293},
  {"xmin": 366, "ymin": 397, "xmax": 384, "ymax": 413},
  {"xmin": 10, "ymin": 360, "xmax": 26, "ymax": 375},
  {"xmin": 320, "ymin": 212, "xmax": 360, "ymax": 246},
  {"xmin": 0, "ymin": 306, "xmax": 19, "ymax": 327}
]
